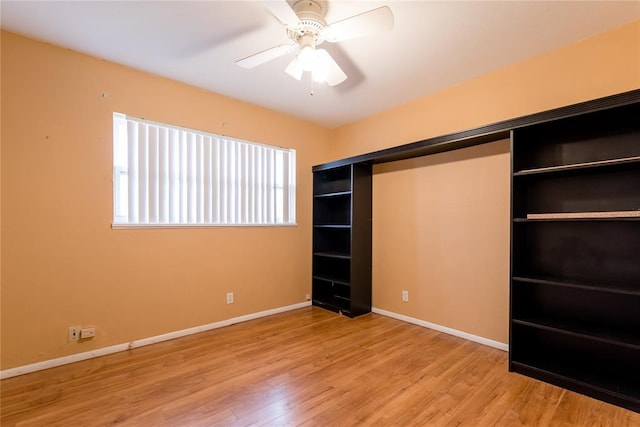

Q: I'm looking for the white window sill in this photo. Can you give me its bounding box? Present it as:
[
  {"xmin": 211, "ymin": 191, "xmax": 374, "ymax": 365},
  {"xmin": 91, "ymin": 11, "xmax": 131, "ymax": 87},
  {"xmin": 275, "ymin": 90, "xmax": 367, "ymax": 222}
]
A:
[{"xmin": 112, "ymin": 223, "xmax": 298, "ymax": 229}]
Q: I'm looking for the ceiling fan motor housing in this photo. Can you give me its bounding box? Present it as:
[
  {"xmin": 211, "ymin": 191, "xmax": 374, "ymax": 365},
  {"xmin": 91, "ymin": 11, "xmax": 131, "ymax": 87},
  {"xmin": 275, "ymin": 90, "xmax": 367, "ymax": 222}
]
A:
[{"xmin": 287, "ymin": 0, "xmax": 329, "ymax": 46}]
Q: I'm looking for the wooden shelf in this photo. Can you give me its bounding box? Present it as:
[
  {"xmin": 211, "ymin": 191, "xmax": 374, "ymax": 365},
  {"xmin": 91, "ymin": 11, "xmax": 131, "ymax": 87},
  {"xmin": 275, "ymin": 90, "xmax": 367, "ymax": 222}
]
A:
[
  {"xmin": 514, "ymin": 217, "xmax": 640, "ymax": 223},
  {"xmin": 525, "ymin": 211, "xmax": 640, "ymax": 220},
  {"xmin": 313, "ymin": 165, "xmax": 352, "ymax": 194},
  {"xmin": 512, "ymin": 221, "xmax": 640, "ymax": 289},
  {"xmin": 511, "ymin": 362, "xmax": 640, "ymax": 411},
  {"xmin": 313, "ymin": 227, "xmax": 350, "ymax": 256},
  {"xmin": 312, "ymin": 299, "xmax": 352, "ymax": 316},
  {"xmin": 314, "ymin": 252, "xmax": 351, "ymax": 259},
  {"xmin": 512, "ymin": 276, "xmax": 640, "ymax": 296},
  {"xmin": 314, "ymin": 191, "xmax": 351, "ymax": 198},
  {"xmin": 514, "ymin": 156, "xmax": 640, "ymax": 176},
  {"xmin": 512, "ymin": 318, "xmax": 640, "ymax": 350},
  {"xmin": 511, "ymin": 321, "xmax": 640, "ymax": 412},
  {"xmin": 312, "ymin": 275, "xmax": 350, "ymax": 286}
]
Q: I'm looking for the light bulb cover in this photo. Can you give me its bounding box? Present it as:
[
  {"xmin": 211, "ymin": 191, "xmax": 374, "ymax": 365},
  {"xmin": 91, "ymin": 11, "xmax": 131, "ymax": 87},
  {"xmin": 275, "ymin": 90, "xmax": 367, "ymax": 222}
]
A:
[
  {"xmin": 312, "ymin": 51, "xmax": 328, "ymax": 83},
  {"xmin": 283, "ymin": 47, "xmax": 346, "ymax": 86},
  {"xmin": 298, "ymin": 45, "xmax": 315, "ymax": 71},
  {"xmin": 285, "ymin": 57, "xmax": 303, "ymax": 80}
]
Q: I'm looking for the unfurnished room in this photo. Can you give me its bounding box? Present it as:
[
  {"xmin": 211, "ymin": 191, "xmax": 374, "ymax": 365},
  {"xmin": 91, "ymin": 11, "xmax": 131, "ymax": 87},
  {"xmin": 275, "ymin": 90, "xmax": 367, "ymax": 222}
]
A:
[{"xmin": 1, "ymin": 1, "xmax": 639, "ymax": 425}]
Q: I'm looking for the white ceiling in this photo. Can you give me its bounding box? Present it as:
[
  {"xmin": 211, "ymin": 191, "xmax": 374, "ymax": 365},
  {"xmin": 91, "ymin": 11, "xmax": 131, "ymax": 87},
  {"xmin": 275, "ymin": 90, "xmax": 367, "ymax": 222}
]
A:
[{"xmin": 2, "ymin": 1, "xmax": 639, "ymax": 128}]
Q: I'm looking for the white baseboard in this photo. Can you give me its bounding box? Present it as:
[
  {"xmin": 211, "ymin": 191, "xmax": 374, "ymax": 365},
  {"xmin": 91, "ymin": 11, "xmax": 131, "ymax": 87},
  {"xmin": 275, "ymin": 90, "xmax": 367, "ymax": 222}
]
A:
[
  {"xmin": 1, "ymin": 302, "xmax": 505, "ymax": 380},
  {"xmin": 0, "ymin": 301, "xmax": 311, "ymax": 380},
  {"xmin": 372, "ymin": 307, "xmax": 509, "ymax": 352}
]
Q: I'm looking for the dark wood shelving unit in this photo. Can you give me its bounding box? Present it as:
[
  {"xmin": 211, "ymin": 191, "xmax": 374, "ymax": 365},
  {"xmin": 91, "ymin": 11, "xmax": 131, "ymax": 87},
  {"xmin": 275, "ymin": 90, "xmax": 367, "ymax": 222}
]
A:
[
  {"xmin": 312, "ymin": 163, "xmax": 372, "ymax": 317},
  {"xmin": 312, "ymin": 89, "xmax": 640, "ymax": 411},
  {"xmin": 510, "ymin": 101, "xmax": 640, "ymax": 412}
]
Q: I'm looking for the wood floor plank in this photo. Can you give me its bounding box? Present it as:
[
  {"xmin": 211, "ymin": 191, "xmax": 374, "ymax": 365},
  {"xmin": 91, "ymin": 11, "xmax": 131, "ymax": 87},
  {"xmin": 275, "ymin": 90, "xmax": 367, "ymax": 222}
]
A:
[{"xmin": 1, "ymin": 307, "xmax": 638, "ymax": 426}]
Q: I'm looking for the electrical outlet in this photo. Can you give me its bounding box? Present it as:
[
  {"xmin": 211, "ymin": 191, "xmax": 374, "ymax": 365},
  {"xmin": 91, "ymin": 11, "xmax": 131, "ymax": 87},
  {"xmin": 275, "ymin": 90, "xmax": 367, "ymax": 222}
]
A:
[
  {"xmin": 402, "ymin": 290, "xmax": 409, "ymax": 302},
  {"xmin": 305, "ymin": 293, "xmax": 311, "ymax": 301},
  {"xmin": 68, "ymin": 326, "xmax": 81, "ymax": 342},
  {"xmin": 226, "ymin": 292, "xmax": 234, "ymax": 304},
  {"xmin": 80, "ymin": 327, "xmax": 96, "ymax": 339}
]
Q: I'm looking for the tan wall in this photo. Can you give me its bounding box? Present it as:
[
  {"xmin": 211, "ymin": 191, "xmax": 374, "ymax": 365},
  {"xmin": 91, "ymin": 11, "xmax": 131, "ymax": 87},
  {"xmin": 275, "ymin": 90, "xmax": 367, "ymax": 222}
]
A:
[
  {"xmin": 0, "ymin": 31, "xmax": 332, "ymax": 370},
  {"xmin": 335, "ymin": 20, "xmax": 640, "ymax": 343},
  {"xmin": 373, "ymin": 140, "xmax": 510, "ymax": 341}
]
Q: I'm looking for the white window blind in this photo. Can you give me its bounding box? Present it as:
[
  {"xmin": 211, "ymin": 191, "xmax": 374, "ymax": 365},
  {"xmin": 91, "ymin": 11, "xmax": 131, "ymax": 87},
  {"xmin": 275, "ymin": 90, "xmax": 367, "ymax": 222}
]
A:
[{"xmin": 113, "ymin": 113, "xmax": 296, "ymax": 227}]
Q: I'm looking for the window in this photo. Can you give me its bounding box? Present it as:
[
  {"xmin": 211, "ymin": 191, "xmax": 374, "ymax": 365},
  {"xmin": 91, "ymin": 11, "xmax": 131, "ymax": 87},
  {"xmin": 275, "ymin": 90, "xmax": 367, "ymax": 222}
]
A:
[{"xmin": 113, "ymin": 113, "xmax": 296, "ymax": 227}]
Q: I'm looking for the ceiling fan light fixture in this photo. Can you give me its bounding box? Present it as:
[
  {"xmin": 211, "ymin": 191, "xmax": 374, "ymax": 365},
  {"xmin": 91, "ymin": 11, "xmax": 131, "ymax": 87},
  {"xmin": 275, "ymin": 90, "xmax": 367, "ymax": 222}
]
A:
[
  {"xmin": 312, "ymin": 66, "xmax": 328, "ymax": 83},
  {"xmin": 311, "ymin": 51, "xmax": 328, "ymax": 83},
  {"xmin": 316, "ymin": 48, "xmax": 347, "ymax": 86},
  {"xmin": 241, "ymin": 0, "xmax": 394, "ymax": 88},
  {"xmin": 285, "ymin": 57, "xmax": 304, "ymax": 80},
  {"xmin": 289, "ymin": 47, "xmax": 329, "ymax": 83},
  {"xmin": 298, "ymin": 44, "xmax": 316, "ymax": 71}
]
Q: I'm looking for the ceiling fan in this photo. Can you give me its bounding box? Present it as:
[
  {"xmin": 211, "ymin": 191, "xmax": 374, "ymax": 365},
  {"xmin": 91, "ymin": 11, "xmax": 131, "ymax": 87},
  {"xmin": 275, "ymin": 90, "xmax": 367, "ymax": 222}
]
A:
[{"xmin": 237, "ymin": 0, "xmax": 394, "ymax": 87}]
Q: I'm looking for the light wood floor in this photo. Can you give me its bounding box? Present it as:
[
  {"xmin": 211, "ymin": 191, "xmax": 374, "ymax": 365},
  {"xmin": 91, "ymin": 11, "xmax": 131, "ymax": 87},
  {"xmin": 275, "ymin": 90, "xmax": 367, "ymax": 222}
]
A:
[{"xmin": 1, "ymin": 307, "xmax": 638, "ymax": 426}]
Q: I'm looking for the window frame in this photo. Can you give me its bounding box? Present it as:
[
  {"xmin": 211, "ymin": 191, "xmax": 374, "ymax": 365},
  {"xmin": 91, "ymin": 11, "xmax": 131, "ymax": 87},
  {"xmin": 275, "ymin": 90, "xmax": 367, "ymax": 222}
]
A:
[{"xmin": 112, "ymin": 113, "xmax": 297, "ymax": 228}]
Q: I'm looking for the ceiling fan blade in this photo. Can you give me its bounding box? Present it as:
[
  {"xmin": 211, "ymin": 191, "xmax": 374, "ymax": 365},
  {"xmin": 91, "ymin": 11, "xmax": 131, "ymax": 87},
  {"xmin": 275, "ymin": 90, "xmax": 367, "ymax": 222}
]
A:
[
  {"xmin": 264, "ymin": 0, "xmax": 301, "ymax": 27},
  {"xmin": 315, "ymin": 49, "xmax": 347, "ymax": 86},
  {"xmin": 236, "ymin": 44, "xmax": 293, "ymax": 68},
  {"xmin": 285, "ymin": 57, "xmax": 304, "ymax": 80},
  {"xmin": 323, "ymin": 6, "xmax": 394, "ymax": 43}
]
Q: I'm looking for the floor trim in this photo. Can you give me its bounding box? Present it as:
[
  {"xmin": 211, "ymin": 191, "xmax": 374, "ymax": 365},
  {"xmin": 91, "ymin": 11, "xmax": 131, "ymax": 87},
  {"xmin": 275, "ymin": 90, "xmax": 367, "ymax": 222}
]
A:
[
  {"xmin": 372, "ymin": 307, "xmax": 509, "ymax": 352},
  {"xmin": 0, "ymin": 301, "xmax": 311, "ymax": 380}
]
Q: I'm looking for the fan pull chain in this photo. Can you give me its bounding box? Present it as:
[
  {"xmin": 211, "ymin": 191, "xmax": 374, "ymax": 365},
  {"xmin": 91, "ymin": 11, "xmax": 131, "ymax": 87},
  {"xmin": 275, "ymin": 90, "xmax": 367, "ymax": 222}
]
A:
[{"xmin": 309, "ymin": 75, "xmax": 315, "ymax": 96}]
